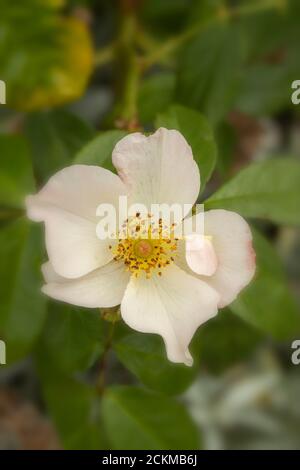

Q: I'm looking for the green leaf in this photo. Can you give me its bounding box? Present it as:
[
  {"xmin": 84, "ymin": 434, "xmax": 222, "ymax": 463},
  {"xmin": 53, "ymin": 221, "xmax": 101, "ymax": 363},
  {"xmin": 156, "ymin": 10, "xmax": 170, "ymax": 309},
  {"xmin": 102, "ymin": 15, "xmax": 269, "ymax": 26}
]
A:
[
  {"xmin": 1, "ymin": 2, "xmax": 94, "ymax": 110},
  {"xmin": 156, "ymin": 104, "xmax": 217, "ymax": 190},
  {"xmin": 25, "ymin": 110, "xmax": 94, "ymax": 184},
  {"xmin": 0, "ymin": 218, "xmax": 47, "ymax": 362},
  {"xmin": 40, "ymin": 375, "xmax": 106, "ymax": 450},
  {"xmin": 141, "ymin": 0, "xmax": 191, "ymax": 36},
  {"xmin": 215, "ymin": 121, "xmax": 236, "ymax": 178},
  {"xmin": 196, "ymin": 309, "xmax": 262, "ymax": 373},
  {"xmin": 236, "ymin": 59, "xmax": 298, "ymax": 116},
  {"xmin": 176, "ymin": 23, "xmax": 243, "ymax": 125},
  {"xmin": 37, "ymin": 302, "xmax": 105, "ymax": 373},
  {"xmin": 0, "ymin": 0, "xmax": 61, "ymax": 102},
  {"xmin": 231, "ymin": 228, "xmax": 300, "ymax": 340},
  {"xmin": 114, "ymin": 332, "xmax": 197, "ymax": 395},
  {"xmin": 74, "ymin": 130, "xmax": 127, "ymax": 171},
  {"xmin": 102, "ymin": 386, "xmax": 199, "ymax": 450},
  {"xmin": 138, "ymin": 73, "xmax": 175, "ymax": 124},
  {"xmin": 240, "ymin": 1, "xmax": 300, "ymax": 61},
  {"xmin": 205, "ymin": 158, "xmax": 300, "ymax": 226},
  {"xmin": 0, "ymin": 134, "xmax": 34, "ymax": 209},
  {"xmin": 186, "ymin": 0, "xmax": 225, "ymax": 24},
  {"xmin": 234, "ymin": 1, "xmax": 300, "ymax": 116}
]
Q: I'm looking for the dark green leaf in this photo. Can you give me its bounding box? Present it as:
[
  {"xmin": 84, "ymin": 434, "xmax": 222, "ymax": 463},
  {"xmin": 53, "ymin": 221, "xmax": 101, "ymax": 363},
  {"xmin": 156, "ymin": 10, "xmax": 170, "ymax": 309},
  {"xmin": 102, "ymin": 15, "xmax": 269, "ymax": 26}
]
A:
[
  {"xmin": 114, "ymin": 332, "xmax": 197, "ymax": 395},
  {"xmin": 205, "ymin": 158, "xmax": 300, "ymax": 225},
  {"xmin": 25, "ymin": 110, "xmax": 93, "ymax": 184},
  {"xmin": 141, "ymin": 0, "xmax": 191, "ymax": 36},
  {"xmin": 215, "ymin": 121, "xmax": 236, "ymax": 178},
  {"xmin": 240, "ymin": 0, "xmax": 300, "ymax": 61},
  {"xmin": 176, "ymin": 24, "xmax": 244, "ymax": 125},
  {"xmin": 102, "ymin": 386, "xmax": 199, "ymax": 450},
  {"xmin": 138, "ymin": 73, "xmax": 175, "ymax": 124},
  {"xmin": 37, "ymin": 302, "xmax": 105, "ymax": 373},
  {"xmin": 232, "ymin": 0, "xmax": 300, "ymax": 116},
  {"xmin": 0, "ymin": 134, "xmax": 34, "ymax": 209},
  {"xmin": 40, "ymin": 375, "xmax": 106, "ymax": 450},
  {"xmin": 186, "ymin": 0, "xmax": 225, "ymax": 24},
  {"xmin": 196, "ymin": 309, "xmax": 262, "ymax": 373},
  {"xmin": 0, "ymin": 218, "xmax": 47, "ymax": 362},
  {"xmin": 236, "ymin": 59, "xmax": 298, "ymax": 116},
  {"xmin": 156, "ymin": 104, "xmax": 217, "ymax": 190},
  {"xmin": 231, "ymin": 228, "xmax": 300, "ymax": 340},
  {"xmin": 74, "ymin": 130, "xmax": 127, "ymax": 172}
]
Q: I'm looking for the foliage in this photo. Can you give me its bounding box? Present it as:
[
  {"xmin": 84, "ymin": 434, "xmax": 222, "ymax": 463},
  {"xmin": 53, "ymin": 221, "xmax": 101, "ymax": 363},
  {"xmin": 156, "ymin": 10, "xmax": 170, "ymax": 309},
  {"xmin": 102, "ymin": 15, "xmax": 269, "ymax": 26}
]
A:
[
  {"xmin": 206, "ymin": 158, "xmax": 300, "ymax": 225},
  {"xmin": 0, "ymin": 1, "xmax": 94, "ymax": 110},
  {"xmin": 101, "ymin": 386, "xmax": 199, "ymax": 450}
]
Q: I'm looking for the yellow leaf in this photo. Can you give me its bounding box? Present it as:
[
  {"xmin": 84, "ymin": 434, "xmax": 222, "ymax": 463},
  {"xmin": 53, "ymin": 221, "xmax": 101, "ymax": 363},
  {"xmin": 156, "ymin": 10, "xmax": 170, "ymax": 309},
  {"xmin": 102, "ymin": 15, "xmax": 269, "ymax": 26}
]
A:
[{"xmin": 11, "ymin": 17, "xmax": 94, "ymax": 111}]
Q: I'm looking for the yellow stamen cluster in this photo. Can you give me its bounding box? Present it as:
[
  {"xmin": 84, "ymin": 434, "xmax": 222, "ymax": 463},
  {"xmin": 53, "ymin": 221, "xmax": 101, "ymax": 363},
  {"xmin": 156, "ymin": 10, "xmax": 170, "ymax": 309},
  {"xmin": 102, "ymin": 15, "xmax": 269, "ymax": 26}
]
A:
[{"xmin": 110, "ymin": 213, "xmax": 178, "ymax": 279}]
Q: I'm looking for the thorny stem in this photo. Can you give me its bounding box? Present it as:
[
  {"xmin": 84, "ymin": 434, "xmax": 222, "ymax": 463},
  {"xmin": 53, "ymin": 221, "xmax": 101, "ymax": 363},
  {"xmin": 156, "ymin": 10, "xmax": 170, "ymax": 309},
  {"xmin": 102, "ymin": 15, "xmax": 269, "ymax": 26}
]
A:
[{"xmin": 96, "ymin": 320, "xmax": 116, "ymax": 395}]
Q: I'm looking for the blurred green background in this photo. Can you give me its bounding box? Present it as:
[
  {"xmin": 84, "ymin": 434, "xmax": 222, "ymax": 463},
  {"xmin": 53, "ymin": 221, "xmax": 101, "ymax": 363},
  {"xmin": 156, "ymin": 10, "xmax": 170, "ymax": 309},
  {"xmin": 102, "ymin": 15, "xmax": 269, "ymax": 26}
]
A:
[{"xmin": 0, "ymin": 0, "xmax": 300, "ymax": 450}]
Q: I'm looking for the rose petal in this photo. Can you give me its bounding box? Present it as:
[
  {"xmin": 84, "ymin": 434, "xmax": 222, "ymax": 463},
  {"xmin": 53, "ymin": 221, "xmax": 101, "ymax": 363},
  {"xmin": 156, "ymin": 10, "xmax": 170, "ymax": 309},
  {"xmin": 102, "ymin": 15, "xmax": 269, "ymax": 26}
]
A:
[
  {"xmin": 176, "ymin": 210, "xmax": 256, "ymax": 308},
  {"xmin": 42, "ymin": 260, "xmax": 130, "ymax": 308},
  {"xmin": 27, "ymin": 164, "xmax": 126, "ymax": 221},
  {"xmin": 203, "ymin": 210, "xmax": 256, "ymax": 307},
  {"xmin": 26, "ymin": 165, "xmax": 127, "ymax": 278},
  {"xmin": 112, "ymin": 128, "xmax": 200, "ymax": 216},
  {"xmin": 120, "ymin": 264, "xmax": 219, "ymax": 366}
]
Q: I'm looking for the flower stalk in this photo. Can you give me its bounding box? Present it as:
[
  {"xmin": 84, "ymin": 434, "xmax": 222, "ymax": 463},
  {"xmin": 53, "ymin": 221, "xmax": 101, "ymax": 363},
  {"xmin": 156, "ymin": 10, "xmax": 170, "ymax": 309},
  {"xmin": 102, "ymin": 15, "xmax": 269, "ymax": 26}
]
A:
[
  {"xmin": 94, "ymin": 43, "xmax": 116, "ymax": 67},
  {"xmin": 114, "ymin": 2, "xmax": 141, "ymax": 131},
  {"xmin": 96, "ymin": 320, "xmax": 116, "ymax": 395}
]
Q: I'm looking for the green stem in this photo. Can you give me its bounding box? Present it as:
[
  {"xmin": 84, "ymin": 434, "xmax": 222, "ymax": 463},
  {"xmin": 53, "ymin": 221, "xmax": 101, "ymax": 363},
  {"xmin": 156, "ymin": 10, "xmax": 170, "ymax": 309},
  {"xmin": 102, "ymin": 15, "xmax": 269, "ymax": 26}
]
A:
[
  {"xmin": 115, "ymin": 3, "xmax": 141, "ymax": 130},
  {"xmin": 94, "ymin": 43, "xmax": 115, "ymax": 67},
  {"xmin": 141, "ymin": 0, "xmax": 284, "ymax": 70},
  {"xmin": 96, "ymin": 321, "xmax": 116, "ymax": 395},
  {"xmin": 136, "ymin": 27, "xmax": 160, "ymax": 55},
  {"xmin": 120, "ymin": 53, "xmax": 140, "ymax": 127}
]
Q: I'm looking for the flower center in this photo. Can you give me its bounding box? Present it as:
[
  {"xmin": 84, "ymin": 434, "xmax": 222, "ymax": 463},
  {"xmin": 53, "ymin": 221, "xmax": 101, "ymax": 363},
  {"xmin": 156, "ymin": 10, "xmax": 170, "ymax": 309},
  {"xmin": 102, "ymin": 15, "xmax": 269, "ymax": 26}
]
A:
[
  {"xmin": 110, "ymin": 213, "xmax": 178, "ymax": 279},
  {"xmin": 134, "ymin": 239, "xmax": 153, "ymax": 258}
]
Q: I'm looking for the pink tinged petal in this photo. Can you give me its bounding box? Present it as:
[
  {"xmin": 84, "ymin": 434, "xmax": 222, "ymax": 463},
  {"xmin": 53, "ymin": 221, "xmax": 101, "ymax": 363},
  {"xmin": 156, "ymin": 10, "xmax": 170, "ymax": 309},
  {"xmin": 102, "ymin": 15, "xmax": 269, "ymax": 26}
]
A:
[
  {"xmin": 26, "ymin": 165, "xmax": 127, "ymax": 278},
  {"xmin": 112, "ymin": 128, "xmax": 200, "ymax": 213},
  {"xmin": 42, "ymin": 260, "xmax": 130, "ymax": 309},
  {"xmin": 203, "ymin": 209, "xmax": 256, "ymax": 308},
  {"xmin": 185, "ymin": 233, "xmax": 218, "ymax": 276},
  {"xmin": 120, "ymin": 264, "xmax": 220, "ymax": 366}
]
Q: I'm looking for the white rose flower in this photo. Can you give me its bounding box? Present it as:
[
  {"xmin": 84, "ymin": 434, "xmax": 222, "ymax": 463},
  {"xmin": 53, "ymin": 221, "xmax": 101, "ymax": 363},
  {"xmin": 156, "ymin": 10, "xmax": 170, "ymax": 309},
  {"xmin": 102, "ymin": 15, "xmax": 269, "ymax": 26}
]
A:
[{"xmin": 26, "ymin": 128, "xmax": 256, "ymax": 366}]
